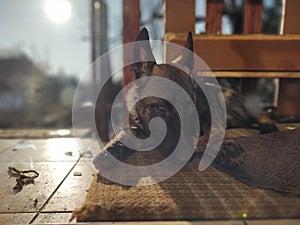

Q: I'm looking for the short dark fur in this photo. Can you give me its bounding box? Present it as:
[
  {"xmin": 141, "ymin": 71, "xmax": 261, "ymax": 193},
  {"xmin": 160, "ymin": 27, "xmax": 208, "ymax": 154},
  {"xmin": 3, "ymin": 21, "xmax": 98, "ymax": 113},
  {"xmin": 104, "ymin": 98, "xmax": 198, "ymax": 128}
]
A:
[{"xmin": 95, "ymin": 28, "xmax": 278, "ymax": 170}]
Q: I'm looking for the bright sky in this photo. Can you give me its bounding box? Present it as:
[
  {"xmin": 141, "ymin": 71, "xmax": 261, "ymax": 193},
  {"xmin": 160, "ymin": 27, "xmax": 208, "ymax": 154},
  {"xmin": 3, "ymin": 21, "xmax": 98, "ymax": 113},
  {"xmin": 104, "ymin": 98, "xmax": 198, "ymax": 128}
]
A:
[
  {"xmin": 0, "ymin": 0, "xmax": 91, "ymax": 79},
  {"xmin": 0, "ymin": 0, "xmax": 208, "ymax": 81}
]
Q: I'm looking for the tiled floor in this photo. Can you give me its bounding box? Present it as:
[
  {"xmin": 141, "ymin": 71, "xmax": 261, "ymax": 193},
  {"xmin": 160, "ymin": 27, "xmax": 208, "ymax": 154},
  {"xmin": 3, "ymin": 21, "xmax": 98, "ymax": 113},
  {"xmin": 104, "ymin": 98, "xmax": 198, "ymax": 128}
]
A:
[
  {"xmin": 0, "ymin": 129, "xmax": 96, "ymax": 224},
  {"xmin": 0, "ymin": 128, "xmax": 299, "ymax": 224}
]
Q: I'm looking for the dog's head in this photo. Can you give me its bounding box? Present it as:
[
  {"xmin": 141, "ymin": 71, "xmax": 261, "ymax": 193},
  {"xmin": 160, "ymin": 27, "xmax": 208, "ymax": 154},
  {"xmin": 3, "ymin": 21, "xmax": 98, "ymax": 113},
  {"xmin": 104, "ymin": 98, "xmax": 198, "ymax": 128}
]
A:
[{"xmin": 126, "ymin": 28, "xmax": 197, "ymax": 157}]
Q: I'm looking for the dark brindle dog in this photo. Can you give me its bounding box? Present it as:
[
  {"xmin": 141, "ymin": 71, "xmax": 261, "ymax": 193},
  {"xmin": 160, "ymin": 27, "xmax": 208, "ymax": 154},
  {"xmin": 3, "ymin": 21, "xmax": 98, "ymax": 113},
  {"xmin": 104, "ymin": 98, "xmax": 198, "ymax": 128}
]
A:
[{"xmin": 93, "ymin": 28, "xmax": 278, "ymax": 170}]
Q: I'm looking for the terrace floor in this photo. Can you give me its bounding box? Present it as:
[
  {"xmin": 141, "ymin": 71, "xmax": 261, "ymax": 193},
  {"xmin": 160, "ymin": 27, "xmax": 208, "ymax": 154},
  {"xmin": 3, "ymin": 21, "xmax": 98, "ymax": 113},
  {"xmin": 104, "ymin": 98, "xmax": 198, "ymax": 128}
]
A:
[{"xmin": 0, "ymin": 125, "xmax": 299, "ymax": 225}]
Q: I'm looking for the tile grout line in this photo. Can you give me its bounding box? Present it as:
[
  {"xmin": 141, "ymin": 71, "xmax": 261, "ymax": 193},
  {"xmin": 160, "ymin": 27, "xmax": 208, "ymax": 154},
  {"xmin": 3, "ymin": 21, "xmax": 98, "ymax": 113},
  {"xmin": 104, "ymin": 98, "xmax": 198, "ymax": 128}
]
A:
[{"xmin": 28, "ymin": 154, "xmax": 82, "ymax": 224}]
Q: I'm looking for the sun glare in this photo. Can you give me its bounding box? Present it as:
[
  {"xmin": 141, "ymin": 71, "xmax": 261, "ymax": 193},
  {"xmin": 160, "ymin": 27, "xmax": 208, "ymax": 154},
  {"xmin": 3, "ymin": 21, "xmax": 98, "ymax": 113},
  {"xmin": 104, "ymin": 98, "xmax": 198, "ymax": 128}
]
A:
[{"xmin": 44, "ymin": 0, "xmax": 72, "ymax": 25}]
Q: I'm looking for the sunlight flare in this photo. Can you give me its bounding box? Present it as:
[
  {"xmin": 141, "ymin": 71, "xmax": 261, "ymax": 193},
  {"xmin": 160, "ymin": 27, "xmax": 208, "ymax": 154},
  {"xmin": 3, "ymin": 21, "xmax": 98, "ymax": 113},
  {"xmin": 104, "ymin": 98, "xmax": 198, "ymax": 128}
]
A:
[{"xmin": 44, "ymin": 0, "xmax": 72, "ymax": 25}]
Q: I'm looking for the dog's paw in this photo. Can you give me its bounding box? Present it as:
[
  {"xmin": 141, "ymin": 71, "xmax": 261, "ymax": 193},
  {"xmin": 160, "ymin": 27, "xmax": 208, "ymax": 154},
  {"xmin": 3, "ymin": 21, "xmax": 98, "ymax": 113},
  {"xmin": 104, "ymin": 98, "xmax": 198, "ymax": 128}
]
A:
[
  {"xmin": 215, "ymin": 141, "xmax": 246, "ymax": 168},
  {"xmin": 257, "ymin": 115, "xmax": 279, "ymax": 134},
  {"xmin": 259, "ymin": 123, "xmax": 279, "ymax": 134},
  {"xmin": 93, "ymin": 142, "xmax": 128, "ymax": 171}
]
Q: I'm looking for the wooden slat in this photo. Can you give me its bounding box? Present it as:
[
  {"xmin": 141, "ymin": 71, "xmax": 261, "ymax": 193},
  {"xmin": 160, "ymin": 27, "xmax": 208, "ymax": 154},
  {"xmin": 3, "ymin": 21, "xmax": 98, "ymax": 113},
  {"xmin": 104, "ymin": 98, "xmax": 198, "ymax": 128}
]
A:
[
  {"xmin": 206, "ymin": 0, "xmax": 223, "ymax": 34},
  {"xmin": 123, "ymin": 0, "xmax": 140, "ymax": 85},
  {"xmin": 243, "ymin": 0, "xmax": 263, "ymax": 34},
  {"xmin": 165, "ymin": 33, "xmax": 300, "ymax": 71},
  {"xmin": 165, "ymin": 0, "xmax": 195, "ymax": 33}
]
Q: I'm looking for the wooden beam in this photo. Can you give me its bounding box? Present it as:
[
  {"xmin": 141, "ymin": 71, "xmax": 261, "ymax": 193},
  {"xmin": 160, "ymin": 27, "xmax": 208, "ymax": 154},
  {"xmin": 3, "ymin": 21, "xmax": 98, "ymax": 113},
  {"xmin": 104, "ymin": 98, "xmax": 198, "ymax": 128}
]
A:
[
  {"xmin": 165, "ymin": 33, "xmax": 300, "ymax": 71},
  {"xmin": 165, "ymin": 0, "xmax": 195, "ymax": 33},
  {"xmin": 206, "ymin": 0, "xmax": 223, "ymax": 34}
]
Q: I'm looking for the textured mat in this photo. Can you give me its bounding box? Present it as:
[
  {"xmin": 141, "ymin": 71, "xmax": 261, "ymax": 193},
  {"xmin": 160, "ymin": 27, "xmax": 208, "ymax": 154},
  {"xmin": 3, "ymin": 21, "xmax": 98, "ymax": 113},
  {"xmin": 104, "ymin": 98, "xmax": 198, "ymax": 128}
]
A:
[
  {"xmin": 74, "ymin": 129, "xmax": 300, "ymax": 222},
  {"xmin": 215, "ymin": 129, "xmax": 300, "ymax": 196}
]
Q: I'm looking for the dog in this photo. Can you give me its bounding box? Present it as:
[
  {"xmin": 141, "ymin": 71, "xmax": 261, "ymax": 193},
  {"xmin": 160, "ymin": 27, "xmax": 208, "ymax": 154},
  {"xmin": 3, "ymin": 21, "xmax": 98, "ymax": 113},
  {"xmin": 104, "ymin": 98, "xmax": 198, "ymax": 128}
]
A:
[{"xmin": 93, "ymin": 28, "xmax": 278, "ymax": 171}]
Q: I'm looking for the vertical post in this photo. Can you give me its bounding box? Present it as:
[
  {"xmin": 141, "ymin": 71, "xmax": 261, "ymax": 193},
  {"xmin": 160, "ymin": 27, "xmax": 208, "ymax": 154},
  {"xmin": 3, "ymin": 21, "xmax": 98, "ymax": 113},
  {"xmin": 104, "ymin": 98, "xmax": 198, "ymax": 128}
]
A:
[
  {"xmin": 91, "ymin": 0, "xmax": 96, "ymax": 96},
  {"xmin": 282, "ymin": 0, "xmax": 300, "ymax": 34},
  {"xmin": 165, "ymin": 0, "xmax": 195, "ymax": 33},
  {"xmin": 91, "ymin": 0, "xmax": 109, "ymax": 142},
  {"xmin": 240, "ymin": 0, "xmax": 262, "ymax": 95},
  {"xmin": 123, "ymin": 0, "xmax": 140, "ymax": 86},
  {"xmin": 243, "ymin": 0, "xmax": 262, "ymax": 34},
  {"xmin": 205, "ymin": 0, "xmax": 223, "ymax": 34},
  {"xmin": 276, "ymin": 0, "xmax": 300, "ymax": 118},
  {"xmin": 164, "ymin": 0, "xmax": 195, "ymax": 66}
]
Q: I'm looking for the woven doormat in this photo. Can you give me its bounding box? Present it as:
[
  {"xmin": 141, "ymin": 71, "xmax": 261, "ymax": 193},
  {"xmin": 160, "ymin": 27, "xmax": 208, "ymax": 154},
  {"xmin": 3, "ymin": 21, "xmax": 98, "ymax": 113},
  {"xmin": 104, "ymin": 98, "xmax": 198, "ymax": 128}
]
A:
[
  {"xmin": 214, "ymin": 128, "xmax": 300, "ymax": 196},
  {"xmin": 74, "ymin": 129, "xmax": 300, "ymax": 222}
]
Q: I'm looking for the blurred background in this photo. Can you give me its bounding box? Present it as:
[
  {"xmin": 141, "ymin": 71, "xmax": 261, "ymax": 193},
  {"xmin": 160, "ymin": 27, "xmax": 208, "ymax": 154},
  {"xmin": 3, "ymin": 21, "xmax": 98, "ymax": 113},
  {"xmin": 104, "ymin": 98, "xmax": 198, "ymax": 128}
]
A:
[{"xmin": 0, "ymin": 0, "xmax": 282, "ymax": 129}]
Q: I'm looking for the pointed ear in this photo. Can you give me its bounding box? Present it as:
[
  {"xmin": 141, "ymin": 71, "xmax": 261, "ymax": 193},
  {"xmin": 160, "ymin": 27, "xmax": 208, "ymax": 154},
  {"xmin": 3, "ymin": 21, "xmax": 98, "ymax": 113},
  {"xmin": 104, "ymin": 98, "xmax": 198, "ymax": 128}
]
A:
[
  {"xmin": 131, "ymin": 28, "xmax": 157, "ymax": 79},
  {"xmin": 172, "ymin": 31, "xmax": 194, "ymax": 70}
]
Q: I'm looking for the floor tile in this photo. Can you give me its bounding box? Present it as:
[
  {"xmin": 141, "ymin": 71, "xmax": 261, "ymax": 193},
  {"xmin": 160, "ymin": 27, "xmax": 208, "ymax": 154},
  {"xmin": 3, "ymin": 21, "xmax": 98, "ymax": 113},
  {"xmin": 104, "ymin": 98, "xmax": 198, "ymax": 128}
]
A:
[
  {"xmin": 0, "ymin": 138, "xmax": 81, "ymax": 162},
  {"xmin": 0, "ymin": 129, "xmax": 74, "ymax": 139},
  {"xmin": 0, "ymin": 213, "xmax": 35, "ymax": 224},
  {"xmin": 43, "ymin": 162, "xmax": 94, "ymax": 212},
  {"xmin": 32, "ymin": 212, "xmax": 74, "ymax": 223},
  {"xmin": 0, "ymin": 139, "xmax": 22, "ymax": 152},
  {"xmin": 0, "ymin": 161, "xmax": 75, "ymax": 213}
]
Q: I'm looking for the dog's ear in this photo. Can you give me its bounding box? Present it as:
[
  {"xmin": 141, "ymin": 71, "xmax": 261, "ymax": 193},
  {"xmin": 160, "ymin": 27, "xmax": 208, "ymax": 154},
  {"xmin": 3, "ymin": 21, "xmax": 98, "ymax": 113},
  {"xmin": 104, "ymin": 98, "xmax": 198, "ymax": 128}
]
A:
[
  {"xmin": 131, "ymin": 28, "xmax": 157, "ymax": 79},
  {"xmin": 172, "ymin": 31, "xmax": 194, "ymax": 71}
]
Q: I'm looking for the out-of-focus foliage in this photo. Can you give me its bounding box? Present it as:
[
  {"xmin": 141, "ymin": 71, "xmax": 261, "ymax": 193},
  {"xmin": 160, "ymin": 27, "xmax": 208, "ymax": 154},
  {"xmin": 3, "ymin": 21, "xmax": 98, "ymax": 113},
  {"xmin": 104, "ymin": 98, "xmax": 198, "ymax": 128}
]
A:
[{"xmin": 0, "ymin": 52, "xmax": 78, "ymax": 128}]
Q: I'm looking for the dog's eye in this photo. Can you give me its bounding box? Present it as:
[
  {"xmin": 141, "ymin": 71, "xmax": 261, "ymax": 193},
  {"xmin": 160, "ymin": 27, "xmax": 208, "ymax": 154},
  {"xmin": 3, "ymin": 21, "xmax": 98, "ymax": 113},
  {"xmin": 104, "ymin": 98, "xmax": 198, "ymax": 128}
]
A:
[{"xmin": 157, "ymin": 104, "xmax": 167, "ymax": 113}]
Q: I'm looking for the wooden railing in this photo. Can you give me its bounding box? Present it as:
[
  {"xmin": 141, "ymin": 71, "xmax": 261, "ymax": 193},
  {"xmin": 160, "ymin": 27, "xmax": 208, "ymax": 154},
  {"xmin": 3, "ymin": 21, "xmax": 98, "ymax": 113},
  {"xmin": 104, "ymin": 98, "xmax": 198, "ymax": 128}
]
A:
[{"xmin": 123, "ymin": 0, "xmax": 300, "ymax": 117}]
